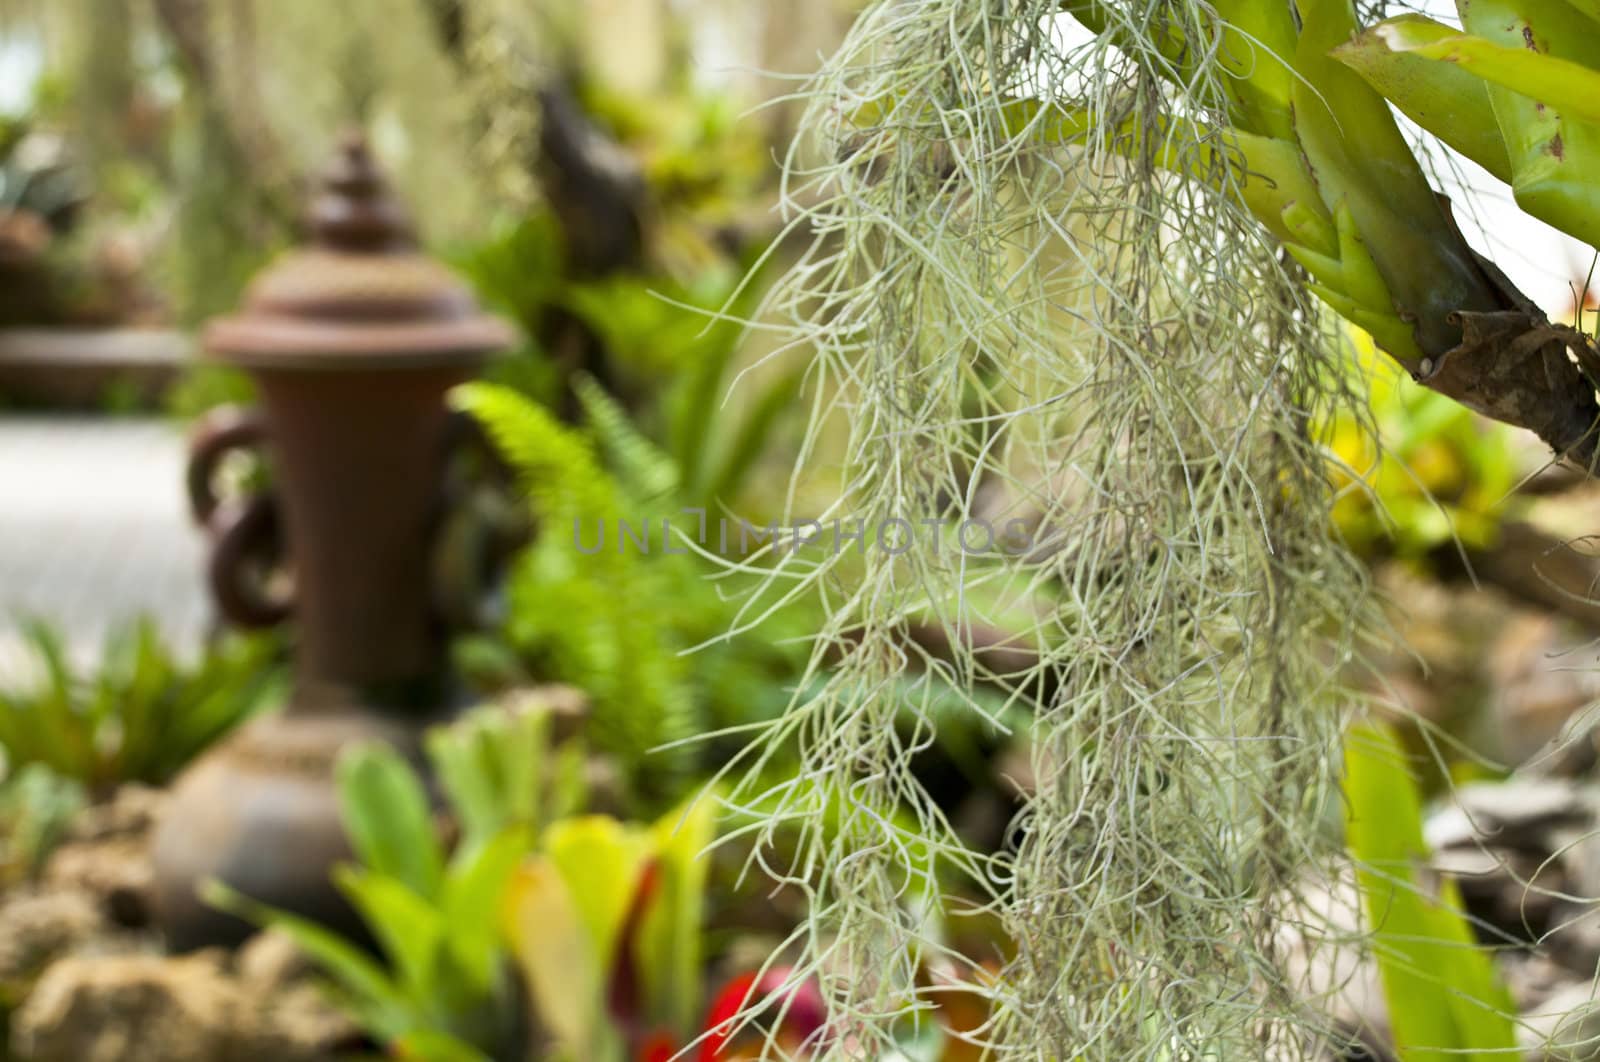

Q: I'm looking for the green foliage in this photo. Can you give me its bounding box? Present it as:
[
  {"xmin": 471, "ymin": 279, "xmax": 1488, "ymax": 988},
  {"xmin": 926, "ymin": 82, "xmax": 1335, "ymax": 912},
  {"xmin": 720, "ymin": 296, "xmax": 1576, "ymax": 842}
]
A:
[
  {"xmin": 1326, "ymin": 331, "xmax": 1518, "ymax": 556},
  {"xmin": 581, "ymin": 84, "xmax": 768, "ymax": 221},
  {"xmin": 450, "ymin": 213, "xmax": 565, "ymax": 407},
  {"xmin": 205, "ymin": 697, "xmax": 591, "ymax": 1060},
  {"xmin": 456, "ymin": 367, "xmax": 817, "ymax": 808},
  {"xmin": 456, "ymin": 213, "xmax": 566, "ymax": 343},
  {"xmin": 1337, "ymin": 2, "xmax": 1600, "ymax": 251},
  {"xmin": 452, "ymin": 210, "xmax": 799, "ymax": 513},
  {"xmin": 564, "ymin": 268, "xmax": 803, "ymax": 512},
  {"xmin": 0, "ymin": 763, "xmax": 85, "ymax": 885},
  {"xmin": 164, "ymin": 365, "xmax": 257, "ymax": 421},
  {"xmin": 1343, "ymin": 723, "xmax": 1519, "ymax": 1060},
  {"xmin": 0, "ymin": 621, "xmax": 284, "ymax": 793},
  {"xmin": 206, "ymin": 698, "xmax": 722, "ymax": 1061},
  {"xmin": 425, "ymin": 696, "xmax": 588, "ymax": 854},
  {"xmin": 454, "ymin": 382, "xmax": 701, "ymax": 804}
]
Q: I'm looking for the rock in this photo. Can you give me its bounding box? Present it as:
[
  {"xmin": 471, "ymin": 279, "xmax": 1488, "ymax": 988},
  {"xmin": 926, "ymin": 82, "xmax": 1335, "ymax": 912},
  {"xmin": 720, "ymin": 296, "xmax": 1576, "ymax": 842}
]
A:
[
  {"xmin": 1423, "ymin": 780, "xmax": 1600, "ymax": 947},
  {"xmin": 0, "ymin": 889, "xmax": 106, "ymax": 983},
  {"xmin": 10, "ymin": 952, "xmax": 238, "ymax": 1062},
  {"xmin": 502, "ymin": 683, "xmax": 590, "ymax": 744},
  {"xmin": 234, "ymin": 933, "xmax": 365, "ymax": 1055},
  {"xmin": 234, "ymin": 927, "xmax": 312, "ymax": 991},
  {"xmin": 67, "ymin": 786, "xmax": 167, "ymax": 845},
  {"xmin": 245, "ymin": 983, "xmax": 364, "ymax": 1058},
  {"xmin": 1424, "ymin": 780, "xmax": 1596, "ymax": 851},
  {"xmin": 1502, "ymin": 952, "xmax": 1574, "ymax": 1013},
  {"xmin": 42, "ymin": 837, "xmax": 154, "ymax": 928},
  {"xmin": 1522, "ymin": 982, "xmax": 1600, "ymax": 1061},
  {"xmin": 9, "ymin": 949, "xmax": 354, "ymax": 1062}
]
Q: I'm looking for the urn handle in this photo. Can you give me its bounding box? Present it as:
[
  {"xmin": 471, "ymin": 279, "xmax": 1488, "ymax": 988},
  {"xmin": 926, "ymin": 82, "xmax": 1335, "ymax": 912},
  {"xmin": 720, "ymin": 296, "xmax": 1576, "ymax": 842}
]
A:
[
  {"xmin": 188, "ymin": 406, "xmax": 293, "ymax": 629},
  {"xmin": 430, "ymin": 410, "xmax": 528, "ymax": 632}
]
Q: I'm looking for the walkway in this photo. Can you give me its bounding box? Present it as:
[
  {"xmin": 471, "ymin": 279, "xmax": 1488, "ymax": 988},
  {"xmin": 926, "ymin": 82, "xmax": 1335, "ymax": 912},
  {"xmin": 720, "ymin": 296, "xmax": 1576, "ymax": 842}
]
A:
[{"xmin": 0, "ymin": 416, "xmax": 210, "ymax": 682}]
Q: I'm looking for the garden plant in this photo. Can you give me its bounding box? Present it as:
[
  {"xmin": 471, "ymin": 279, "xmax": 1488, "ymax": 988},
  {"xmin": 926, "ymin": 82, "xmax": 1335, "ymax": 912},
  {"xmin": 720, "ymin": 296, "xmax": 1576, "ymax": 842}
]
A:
[
  {"xmin": 5, "ymin": 1, "xmax": 1600, "ymax": 1060},
  {"xmin": 718, "ymin": 0, "xmax": 1600, "ymax": 1057}
]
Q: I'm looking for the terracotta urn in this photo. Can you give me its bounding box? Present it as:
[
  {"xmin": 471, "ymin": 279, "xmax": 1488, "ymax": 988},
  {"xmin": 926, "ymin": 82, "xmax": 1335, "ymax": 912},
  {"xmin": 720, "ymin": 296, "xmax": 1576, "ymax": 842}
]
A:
[{"xmin": 151, "ymin": 134, "xmax": 515, "ymax": 949}]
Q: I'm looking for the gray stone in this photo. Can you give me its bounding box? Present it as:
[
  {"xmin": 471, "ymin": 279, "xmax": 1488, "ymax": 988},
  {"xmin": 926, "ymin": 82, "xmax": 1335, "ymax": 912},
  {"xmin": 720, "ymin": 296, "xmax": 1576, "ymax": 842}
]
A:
[
  {"xmin": 10, "ymin": 952, "xmax": 239, "ymax": 1062},
  {"xmin": 9, "ymin": 949, "xmax": 355, "ymax": 1062},
  {"xmin": 0, "ymin": 889, "xmax": 106, "ymax": 983}
]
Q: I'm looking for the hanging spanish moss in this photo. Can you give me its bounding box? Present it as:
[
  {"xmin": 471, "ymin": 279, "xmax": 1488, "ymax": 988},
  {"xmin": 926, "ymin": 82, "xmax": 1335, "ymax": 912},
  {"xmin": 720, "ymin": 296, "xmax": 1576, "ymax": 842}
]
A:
[{"xmin": 736, "ymin": 0, "xmax": 1372, "ymax": 1055}]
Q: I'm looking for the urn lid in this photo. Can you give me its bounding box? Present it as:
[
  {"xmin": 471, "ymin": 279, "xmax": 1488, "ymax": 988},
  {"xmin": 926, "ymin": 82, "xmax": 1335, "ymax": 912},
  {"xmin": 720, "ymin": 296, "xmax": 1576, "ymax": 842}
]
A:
[{"xmin": 203, "ymin": 132, "xmax": 514, "ymax": 370}]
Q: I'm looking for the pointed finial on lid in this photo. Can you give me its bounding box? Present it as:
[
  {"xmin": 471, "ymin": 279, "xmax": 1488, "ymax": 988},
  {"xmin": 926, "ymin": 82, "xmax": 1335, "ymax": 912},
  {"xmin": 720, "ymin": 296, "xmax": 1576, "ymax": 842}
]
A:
[
  {"xmin": 308, "ymin": 130, "xmax": 413, "ymax": 253},
  {"xmin": 202, "ymin": 128, "xmax": 515, "ymax": 368}
]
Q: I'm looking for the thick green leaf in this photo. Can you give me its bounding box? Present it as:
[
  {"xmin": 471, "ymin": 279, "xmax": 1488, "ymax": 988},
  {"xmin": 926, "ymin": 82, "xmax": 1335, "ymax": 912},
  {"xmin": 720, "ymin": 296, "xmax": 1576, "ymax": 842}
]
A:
[
  {"xmin": 426, "ymin": 716, "xmax": 504, "ymax": 852},
  {"xmin": 1333, "ymin": 17, "xmax": 1512, "ymax": 182},
  {"xmin": 544, "ymin": 815, "xmax": 653, "ymax": 968},
  {"xmin": 1343, "ymin": 724, "xmax": 1518, "ymax": 1060},
  {"xmin": 494, "ymin": 706, "xmax": 545, "ymax": 834},
  {"xmin": 395, "ymin": 1030, "xmax": 496, "ymax": 1062},
  {"xmin": 1556, "ymin": 0, "xmax": 1600, "ymax": 21},
  {"xmin": 1211, "ymin": 0, "xmax": 1300, "ymax": 139},
  {"xmin": 1373, "ymin": 13, "xmax": 1600, "ymax": 124},
  {"xmin": 549, "ymin": 740, "xmax": 589, "ymax": 822},
  {"xmin": 441, "ymin": 827, "xmax": 530, "ymax": 992},
  {"xmin": 333, "ymin": 867, "xmax": 446, "ymax": 1001},
  {"xmin": 1291, "ymin": 0, "xmax": 1501, "ymax": 359},
  {"xmin": 1449, "ymin": 0, "xmax": 1600, "ymax": 249},
  {"xmin": 335, "ymin": 743, "xmax": 445, "ymax": 900}
]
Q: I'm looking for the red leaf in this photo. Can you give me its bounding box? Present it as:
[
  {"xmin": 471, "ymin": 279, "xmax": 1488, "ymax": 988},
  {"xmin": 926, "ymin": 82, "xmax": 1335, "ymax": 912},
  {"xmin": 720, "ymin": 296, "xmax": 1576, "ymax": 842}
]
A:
[{"xmin": 697, "ymin": 967, "xmax": 826, "ymax": 1061}]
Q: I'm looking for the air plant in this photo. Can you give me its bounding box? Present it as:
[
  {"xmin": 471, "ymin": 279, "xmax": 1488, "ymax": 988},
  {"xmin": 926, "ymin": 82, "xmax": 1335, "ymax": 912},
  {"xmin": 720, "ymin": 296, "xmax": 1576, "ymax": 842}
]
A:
[
  {"xmin": 738, "ymin": 0, "xmax": 1600, "ymax": 1056},
  {"xmin": 733, "ymin": 0, "xmax": 1370, "ymax": 1057}
]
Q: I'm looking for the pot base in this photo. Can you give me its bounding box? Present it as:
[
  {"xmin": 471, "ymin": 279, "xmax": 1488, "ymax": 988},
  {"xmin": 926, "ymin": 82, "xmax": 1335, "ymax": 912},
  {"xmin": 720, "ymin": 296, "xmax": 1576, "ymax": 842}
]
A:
[{"xmin": 150, "ymin": 706, "xmax": 429, "ymax": 952}]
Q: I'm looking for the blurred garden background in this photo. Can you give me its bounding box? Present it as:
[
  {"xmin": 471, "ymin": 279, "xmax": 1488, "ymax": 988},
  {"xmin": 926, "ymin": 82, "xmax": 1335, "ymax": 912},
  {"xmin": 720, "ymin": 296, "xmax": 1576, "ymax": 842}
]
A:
[{"xmin": 2, "ymin": 1, "xmax": 1600, "ymax": 1060}]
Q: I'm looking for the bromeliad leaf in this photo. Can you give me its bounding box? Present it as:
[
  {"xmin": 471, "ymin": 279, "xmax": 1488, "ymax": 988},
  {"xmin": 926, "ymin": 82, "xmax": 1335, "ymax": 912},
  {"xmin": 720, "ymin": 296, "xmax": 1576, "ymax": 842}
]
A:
[
  {"xmin": 1457, "ymin": 0, "xmax": 1600, "ymax": 251},
  {"xmin": 335, "ymin": 743, "xmax": 445, "ymax": 900},
  {"xmin": 441, "ymin": 827, "xmax": 530, "ymax": 993},
  {"xmin": 502, "ymin": 854, "xmax": 620, "ymax": 1061},
  {"xmin": 1291, "ymin": 0, "xmax": 1501, "ymax": 359},
  {"xmin": 1332, "ymin": 17, "xmax": 1513, "ymax": 182},
  {"xmin": 394, "ymin": 1030, "xmax": 496, "ymax": 1062},
  {"xmin": 1365, "ymin": 13, "xmax": 1600, "ymax": 126},
  {"xmin": 1343, "ymin": 724, "xmax": 1518, "ymax": 1060},
  {"xmin": 333, "ymin": 866, "xmax": 446, "ymax": 1001},
  {"xmin": 544, "ymin": 815, "xmax": 654, "ymax": 970},
  {"xmin": 636, "ymin": 794, "xmax": 718, "ymax": 1035}
]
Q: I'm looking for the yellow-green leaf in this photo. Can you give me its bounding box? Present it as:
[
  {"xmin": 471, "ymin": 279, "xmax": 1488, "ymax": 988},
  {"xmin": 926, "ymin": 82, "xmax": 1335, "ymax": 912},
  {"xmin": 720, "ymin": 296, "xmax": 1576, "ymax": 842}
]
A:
[
  {"xmin": 544, "ymin": 815, "xmax": 653, "ymax": 971},
  {"xmin": 1292, "ymin": 0, "xmax": 1501, "ymax": 358},
  {"xmin": 1372, "ymin": 14, "xmax": 1600, "ymax": 124},
  {"xmin": 1343, "ymin": 724, "xmax": 1518, "ymax": 1060},
  {"xmin": 1333, "ymin": 16, "xmax": 1512, "ymax": 182},
  {"xmin": 1454, "ymin": 0, "xmax": 1600, "ymax": 249},
  {"xmin": 501, "ymin": 856, "xmax": 620, "ymax": 1061}
]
